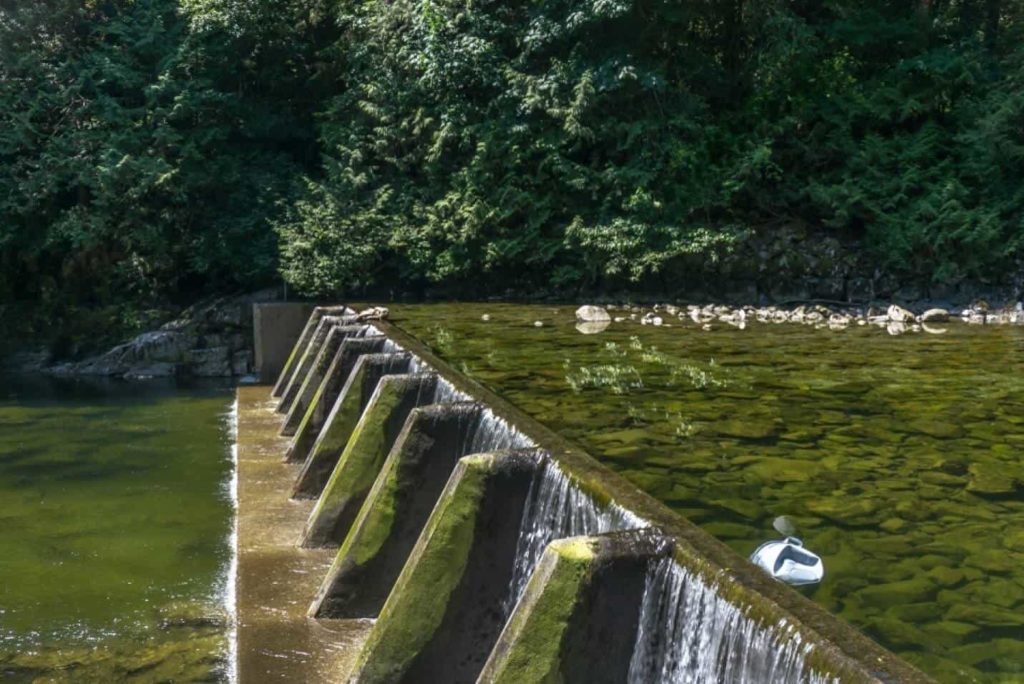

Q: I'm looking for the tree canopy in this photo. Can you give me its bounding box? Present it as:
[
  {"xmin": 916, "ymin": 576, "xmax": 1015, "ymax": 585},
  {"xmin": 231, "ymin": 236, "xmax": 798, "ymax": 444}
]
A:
[{"xmin": 2, "ymin": 0, "xmax": 1023, "ymax": 352}]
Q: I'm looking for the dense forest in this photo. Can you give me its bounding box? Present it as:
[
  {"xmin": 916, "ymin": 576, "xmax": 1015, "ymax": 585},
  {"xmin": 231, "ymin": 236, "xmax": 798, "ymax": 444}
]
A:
[{"xmin": 2, "ymin": 0, "xmax": 1023, "ymax": 353}]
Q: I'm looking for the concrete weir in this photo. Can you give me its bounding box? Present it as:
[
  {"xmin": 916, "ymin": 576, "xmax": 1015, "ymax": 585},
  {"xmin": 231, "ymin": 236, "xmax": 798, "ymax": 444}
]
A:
[
  {"xmin": 286, "ymin": 343, "xmax": 403, "ymax": 467},
  {"xmin": 236, "ymin": 306, "xmax": 934, "ymax": 684},
  {"xmin": 281, "ymin": 327, "xmax": 380, "ymax": 436},
  {"xmin": 291, "ymin": 351, "xmax": 410, "ymax": 495}
]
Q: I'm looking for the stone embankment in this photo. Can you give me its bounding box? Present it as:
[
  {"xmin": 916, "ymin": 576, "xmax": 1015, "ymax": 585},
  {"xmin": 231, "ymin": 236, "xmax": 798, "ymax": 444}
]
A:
[
  {"xmin": 44, "ymin": 292, "xmax": 282, "ymax": 379},
  {"xmin": 576, "ymin": 300, "xmax": 1024, "ymax": 335}
]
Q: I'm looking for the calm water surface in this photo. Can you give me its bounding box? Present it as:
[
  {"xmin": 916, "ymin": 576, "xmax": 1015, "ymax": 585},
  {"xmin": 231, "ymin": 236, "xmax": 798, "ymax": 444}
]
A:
[
  {"xmin": 0, "ymin": 375, "xmax": 233, "ymax": 682},
  {"xmin": 392, "ymin": 303, "xmax": 1024, "ymax": 684}
]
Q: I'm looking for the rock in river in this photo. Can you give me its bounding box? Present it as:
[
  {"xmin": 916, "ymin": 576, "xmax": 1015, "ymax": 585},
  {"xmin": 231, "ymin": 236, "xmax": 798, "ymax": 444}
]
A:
[
  {"xmin": 920, "ymin": 308, "xmax": 950, "ymax": 323},
  {"xmin": 575, "ymin": 305, "xmax": 611, "ymax": 322}
]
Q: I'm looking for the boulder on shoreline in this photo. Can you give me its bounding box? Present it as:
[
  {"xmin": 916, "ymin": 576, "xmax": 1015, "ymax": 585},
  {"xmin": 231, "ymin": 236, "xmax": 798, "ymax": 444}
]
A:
[{"xmin": 45, "ymin": 290, "xmax": 279, "ymax": 380}]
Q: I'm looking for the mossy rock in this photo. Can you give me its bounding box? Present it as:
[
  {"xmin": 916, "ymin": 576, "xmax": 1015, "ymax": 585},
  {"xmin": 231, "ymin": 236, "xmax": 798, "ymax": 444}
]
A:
[
  {"xmin": 948, "ymin": 638, "xmax": 1024, "ymax": 666},
  {"xmin": 714, "ymin": 418, "xmax": 780, "ymax": 440},
  {"xmin": 857, "ymin": 576, "xmax": 937, "ymax": 608},
  {"xmin": 945, "ymin": 603, "xmax": 1024, "ymax": 627},
  {"xmin": 966, "ymin": 462, "xmax": 1018, "ymax": 495},
  {"xmin": 743, "ymin": 457, "xmax": 820, "ymax": 484}
]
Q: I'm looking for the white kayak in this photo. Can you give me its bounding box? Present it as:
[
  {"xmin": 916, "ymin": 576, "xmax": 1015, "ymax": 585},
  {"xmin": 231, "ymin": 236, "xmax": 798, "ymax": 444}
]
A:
[{"xmin": 750, "ymin": 536, "xmax": 824, "ymax": 586}]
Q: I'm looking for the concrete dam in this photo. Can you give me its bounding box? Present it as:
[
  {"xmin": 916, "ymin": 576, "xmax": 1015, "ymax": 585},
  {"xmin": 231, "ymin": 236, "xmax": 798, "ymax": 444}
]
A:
[{"xmin": 234, "ymin": 305, "xmax": 932, "ymax": 683}]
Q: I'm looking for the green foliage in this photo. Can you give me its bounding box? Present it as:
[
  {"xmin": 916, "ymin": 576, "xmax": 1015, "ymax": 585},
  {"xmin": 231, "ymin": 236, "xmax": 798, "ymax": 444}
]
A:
[
  {"xmin": 0, "ymin": 0, "xmax": 329, "ymax": 351},
  {"xmin": 276, "ymin": 0, "xmax": 1024, "ymax": 299},
  {"xmin": 3, "ymin": 0, "xmax": 1024, "ymax": 352}
]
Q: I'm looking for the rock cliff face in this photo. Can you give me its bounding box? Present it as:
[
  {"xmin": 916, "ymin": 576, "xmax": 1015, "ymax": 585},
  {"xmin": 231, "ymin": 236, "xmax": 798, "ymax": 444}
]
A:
[{"xmin": 50, "ymin": 291, "xmax": 279, "ymax": 379}]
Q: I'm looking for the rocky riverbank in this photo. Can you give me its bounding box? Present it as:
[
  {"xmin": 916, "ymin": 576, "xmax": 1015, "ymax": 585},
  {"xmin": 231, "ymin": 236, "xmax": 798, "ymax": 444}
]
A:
[
  {"xmin": 7, "ymin": 291, "xmax": 282, "ymax": 380},
  {"xmin": 575, "ymin": 301, "xmax": 1024, "ymax": 335}
]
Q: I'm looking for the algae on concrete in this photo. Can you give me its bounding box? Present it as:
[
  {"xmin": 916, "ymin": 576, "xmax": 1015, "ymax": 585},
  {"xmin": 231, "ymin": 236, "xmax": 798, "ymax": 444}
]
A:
[
  {"xmin": 272, "ymin": 306, "xmax": 351, "ymax": 398},
  {"xmin": 479, "ymin": 537, "xmax": 595, "ymax": 683},
  {"xmin": 352, "ymin": 455, "xmax": 491, "ymax": 683},
  {"xmin": 352, "ymin": 451, "xmax": 540, "ymax": 684},
  {"xmin": 479, "ymin": 531, "xmax": 664, "ymax": 684},
  {"xmin": 302, "ymin": 373, "xmax": 437, "ymax": 546},
  {"xmin": 277, "ymin": 315, "xmax": 340, "ymax": 413},
  {"xmin": 282, "ymin": 327, "xmax": 373, "ymax": 435},
  {"xmin": 292, "ymin": 351, "xmax": 408, "ymax": 496},
  {"xmin": 310, "ymin": 403, "xmax": 483, "ymax": 618},
  {"xmin": 287, "ymin": 342, "xmax": 397, "ymax": 466}
]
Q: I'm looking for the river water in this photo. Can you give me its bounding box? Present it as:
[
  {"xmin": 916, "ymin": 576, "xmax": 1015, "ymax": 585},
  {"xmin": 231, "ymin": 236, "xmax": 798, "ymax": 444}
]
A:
[
  {"xmin": 3, "ymin": 304, "xmax": 1022, "ymax": 683},
  {"xmin": 0, "ymin": 375, "xmax": 233, "ymax": 682},
  {"xmin": 391, "ymin": 302, "xmax": 1024, "ymax": 684}
]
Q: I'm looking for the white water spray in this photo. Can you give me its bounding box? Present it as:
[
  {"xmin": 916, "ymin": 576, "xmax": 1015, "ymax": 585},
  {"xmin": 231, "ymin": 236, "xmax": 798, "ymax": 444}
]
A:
[{"xmin": 627, "ymin": 558, "xmax": 838, "ymax": 684}]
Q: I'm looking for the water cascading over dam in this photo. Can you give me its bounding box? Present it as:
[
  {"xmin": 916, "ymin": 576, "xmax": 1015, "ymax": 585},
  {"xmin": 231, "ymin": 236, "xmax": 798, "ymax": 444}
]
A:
[{"xmin": 234, "ymin": 305, "xmax": 934, "ymax": 683}]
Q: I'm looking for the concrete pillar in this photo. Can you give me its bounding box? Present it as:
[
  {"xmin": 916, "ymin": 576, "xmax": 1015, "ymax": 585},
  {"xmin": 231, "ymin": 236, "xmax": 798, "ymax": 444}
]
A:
[
  {"xmin": 479, "ymin": 529, "xmax": 669, "ymax": 684},
  {"xmin": 280, "ymin": 328, "xmax": 376, "ymax": 434},
  {"xmin": 285, "ymin": 344, "xmax": 400, "ymax": 467},
  {"xmin": 351, "ymin": 450, "xmax": 542, "ymax": 684},
  {"xmin": 301, "ymin": 373, "xmax": 439, "ymax": 548},
  {"xmin": 309, "ymin": 402, "xmax": 485, "ymax": 619},
  {"xmin": 254, "ymin": 302, "xmax": 317, "ymax": 386}
]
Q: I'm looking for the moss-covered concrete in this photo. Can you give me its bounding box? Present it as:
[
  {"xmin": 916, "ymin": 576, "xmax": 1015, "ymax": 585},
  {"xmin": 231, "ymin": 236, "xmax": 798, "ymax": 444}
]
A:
[
  {"xmin": 302, "ymin": 373, "xmax": 438, "ymax": 547},
  {"xmin": 309, "ymin": 402, "xmax": 483, "ymax": 619},
  {"xmin": 271, "ymin": 306, "xmax": 352, "ymax": 398},
  {"xmin": 277, "ymin": 315, "xmax": 340, "ymax": 414},
  {"xmin": 280, "ymin": 327, "xmax": 375, "ymax": 436},
  {"xmin": 285, "ymin": 342, "xmax": 399, "ymax": 466},
  {"xmin": 290, "ymin": 350, "xmax": 401, "ymax": 493},
  {"xmin": 351, "ymin": 450, "xmax": 541, "ymax": 684},
  {"xmin": 479, "ymin": 537, "xmax": 593, "ymax": 683},
  {"xmin": 479, "ymin": 530, "xmax": 667, "ymax": 684}
]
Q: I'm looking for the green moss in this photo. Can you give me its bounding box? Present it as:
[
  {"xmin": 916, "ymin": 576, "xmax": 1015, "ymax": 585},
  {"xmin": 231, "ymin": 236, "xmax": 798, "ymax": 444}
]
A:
[
  {"xmin": 294, "ymin": 363, "xmax": 370, "ymax": 497},
  {"xmin": 291, "ymin": 372, "xmax": 329, "ymax": 449},
  {"xmin": 354, "ymin": 455, "xmax": 493, "ymax": 682},
  {"xmin": 282, "ymin": 328, "xmax": 340, "ymax": 432},
  {"xmin": 279, "ymin": 320, "xmax": 332, "ymax": 409},
  {"xmin": 276, "ymin": 311, "xmax": 321, "ymax": 393},
  {"xmin": 482, "ymin": 538, "xmax": 595, "ymax": 684},
  {"xmin": 305, "ymin": 377, "xmax": 406, "ymax": 545},
  {"xmin": 338, "ymin": 444, "xmax": 403, "ymax": 568}
]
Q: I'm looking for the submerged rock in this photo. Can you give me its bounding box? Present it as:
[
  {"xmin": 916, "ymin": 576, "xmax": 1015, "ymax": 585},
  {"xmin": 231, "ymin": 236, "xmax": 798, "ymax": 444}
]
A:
[{"xmin": 966, "ymin": 462, "xmax": 1018, "ymax": 495}]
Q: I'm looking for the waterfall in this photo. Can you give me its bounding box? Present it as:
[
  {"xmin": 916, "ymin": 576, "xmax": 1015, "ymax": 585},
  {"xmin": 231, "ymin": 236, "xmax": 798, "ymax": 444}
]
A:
[
  {"xmin": 505, "ymin": 460, "xmax": 644, "ymax": 612},
  {"xmin": 627, "ymin": 558, "xmax": 838, "ymax": 684},
  {"xmin": 407, "ymin": 354, "xmax": 426, "ymax": 375},
  {"xmin": 469, "ymin": 409, "xmax": 535, "ymax": 453},
  {"xmin": 361, "ymin": 340, "xmax": 464, "ymax": 403},
  {"xmin": 431, "ymin": 375, "xmax": 469, "ymax": 403}
]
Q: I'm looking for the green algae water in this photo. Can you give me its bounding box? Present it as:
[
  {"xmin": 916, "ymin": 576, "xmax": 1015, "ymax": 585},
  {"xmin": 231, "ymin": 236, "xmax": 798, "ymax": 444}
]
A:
[
  {"xmin": 391, "ymin": 303, "xmax": 1024, "ymax": 684},
  {"xmin": 0, "ymin": 375, "xmax": 233, "ymax": 682}
]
